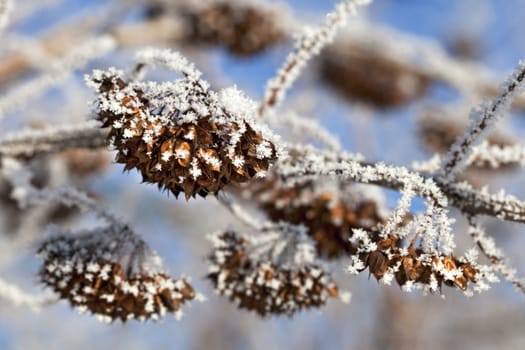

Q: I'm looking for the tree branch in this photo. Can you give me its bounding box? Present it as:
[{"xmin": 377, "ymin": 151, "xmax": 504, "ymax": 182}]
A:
[
  {"xmin": 0, "ymin": 121, "xmax": 107, "ymax": 159},
  {"xmin": 280, "ymin": 153, "xmax": 525, "ymax": 224},
  {"xmin": 440, "ymin": 61, "xmax": 525, "ymax": 180}
]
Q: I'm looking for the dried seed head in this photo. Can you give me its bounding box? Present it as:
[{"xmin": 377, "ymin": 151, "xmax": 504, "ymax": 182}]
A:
[
  {"xmin": 183, "ymin": 2, "xmax": 285, "ymax": 56},
  {"xmin": 87, "ymin": 65, "xmax": 279, "ymax": 199},
  {"xmin": 37, "ymin": 225, "xmax": 195, "ymax": 322},
  {"xmin": 207, "ymin": 230, "xmax": 344, "ymax": 317},
  {"xmin": 242, "ymin": 178, "xmax": 386, "ymax": 258},
  {"xmin": 348, "ymin": 230, "xmax": 483, "ymax": 294},
  {"xmin": 461, "ymin": 263, "xmax": 478, "ymax": 282}
]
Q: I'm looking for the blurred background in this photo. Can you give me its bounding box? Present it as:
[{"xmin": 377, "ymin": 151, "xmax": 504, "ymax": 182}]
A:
[{"xmin": 0, "ymin": 0, "xmax": 525, "ymax": 349}]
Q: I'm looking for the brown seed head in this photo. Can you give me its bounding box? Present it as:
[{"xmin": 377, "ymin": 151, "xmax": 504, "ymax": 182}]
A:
[
  {"xmin": 350, "ymin": 231, "xmax": 481, "ymax": 293},
  {"xmin": 37, "ymin": 228, "xmax": 196, "ymax": 322},
  {"xmin": 89, "ymin": 70, "xmax": 279, "ymax": 199},
  {"xmin": 207, "ymin": 231, "xmax": 343, "ymax": 317},
  {"xmin": 242, "ymin": 178, "xmax": 387, "ymax": 258}
]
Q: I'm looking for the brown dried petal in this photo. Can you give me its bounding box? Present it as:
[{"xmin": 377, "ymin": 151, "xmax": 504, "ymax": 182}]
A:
[{"xmin": 368, "ymin": 251, "xmax": 389, "ymax": 279}]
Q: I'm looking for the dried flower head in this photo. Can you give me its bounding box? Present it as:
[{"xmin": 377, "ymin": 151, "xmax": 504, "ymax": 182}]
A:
[
  {"xmin": 207, "ymin": 230, "xmax": 346, "ymax": 317},
  {"xmin": 347, "ymin": 229, "xmax": 494, "ymax": 295},
  {"xmin": 37, "ymin": 225, "xmax": 196, "ymax": 322},
  {"xmin": 86, "ymin": 52, "xmax": 280, "ymax": 199},
  {"xmin": 182, "ymin": 1, "xmax": 285, "ymax": 56},
  {"xmin": 243, "ymin": 177, "xmax": 387, "ymax": 258}
]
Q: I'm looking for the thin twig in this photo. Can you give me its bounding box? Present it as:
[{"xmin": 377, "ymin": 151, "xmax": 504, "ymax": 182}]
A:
[
  {"xmin": 259, "ymin": 0, "xmax": 372, "ymax": 116},
  {"xmin": 0, "ymin": 277, "xmax": 58, "ymax": 311},
  {"xmin": 440, "ymin": 61, "xmax": 525, "ymax": 180},
  {"xmin": 467, "ymin": 216, "xmax": 525, "ymax": 293},
  {"xmin": 279, "ymin": 151, "xmax": 525, "ymax": 224},
  {"xmin": 0, "ymin": 36, "xmax": 116, "ymax": 120},
  {"xmin": 0, "ymin": 0, "xmax": 13, "ymax": 33},
  {"xmin": 0, "ymin": 121, "xmax": 107, "ymax": 158},
  {"xmin": 216, "ymin": 193, "xmax": 264, "ymax": 231}
]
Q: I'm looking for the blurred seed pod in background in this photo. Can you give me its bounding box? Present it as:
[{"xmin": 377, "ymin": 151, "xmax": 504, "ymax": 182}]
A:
[
  {"xmin": 181, "ymin": 1, "xmax": 286, "ymax": 56},
  {"xmin": 61, "ymin": 148, "xmax": 110, "ymax": 178},
  {"xmin": 322, "ymin": 43, "xmax": 429, "ymax": 107},
  {"xmin": 141, "ymin": 0, "xmax": 286, "ymax": 56}
]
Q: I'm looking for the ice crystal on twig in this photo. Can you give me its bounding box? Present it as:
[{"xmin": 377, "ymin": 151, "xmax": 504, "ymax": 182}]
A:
[
  {"xmin": 0, "ymin": 36, "xmax": 116, "ymax": 120},
  {"xmin": 418, "ymin": 109, "xmax": 514, "ymax": 155},
  {"xmin": 278, "ymin": 147, "xmax": 525, "ymax": 224},
  {"xmin": 444, "ymin": 181, "xmax": 525, "ymax": 224},
  {"xmin": 468, "ymin": 217, "xmax": 524, "ymax": 293},
  {"xmin": 468, "ymin": 141, "xmax": 525, "ymax": 169},
  {"xmin": 266, "ymin": 112, "xmax": 342, "ymax": 151},
  {"xmin": 440, "ymin": 61, "xmax": 525, "ymax": 180},
  {"xmin": 0, "ymin": 121, "xmax": 106, "ymax": 159},
  {"xmin": 260, "ymin": 0, "xmax": 372, "ymax": 116},
  {"xmin": 414, "ymin": 142, "xmax": 525, "ymax": 174},
  {"xmin": 278, "ymin": 149, "xmax": 448, "ymax": 208}
]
